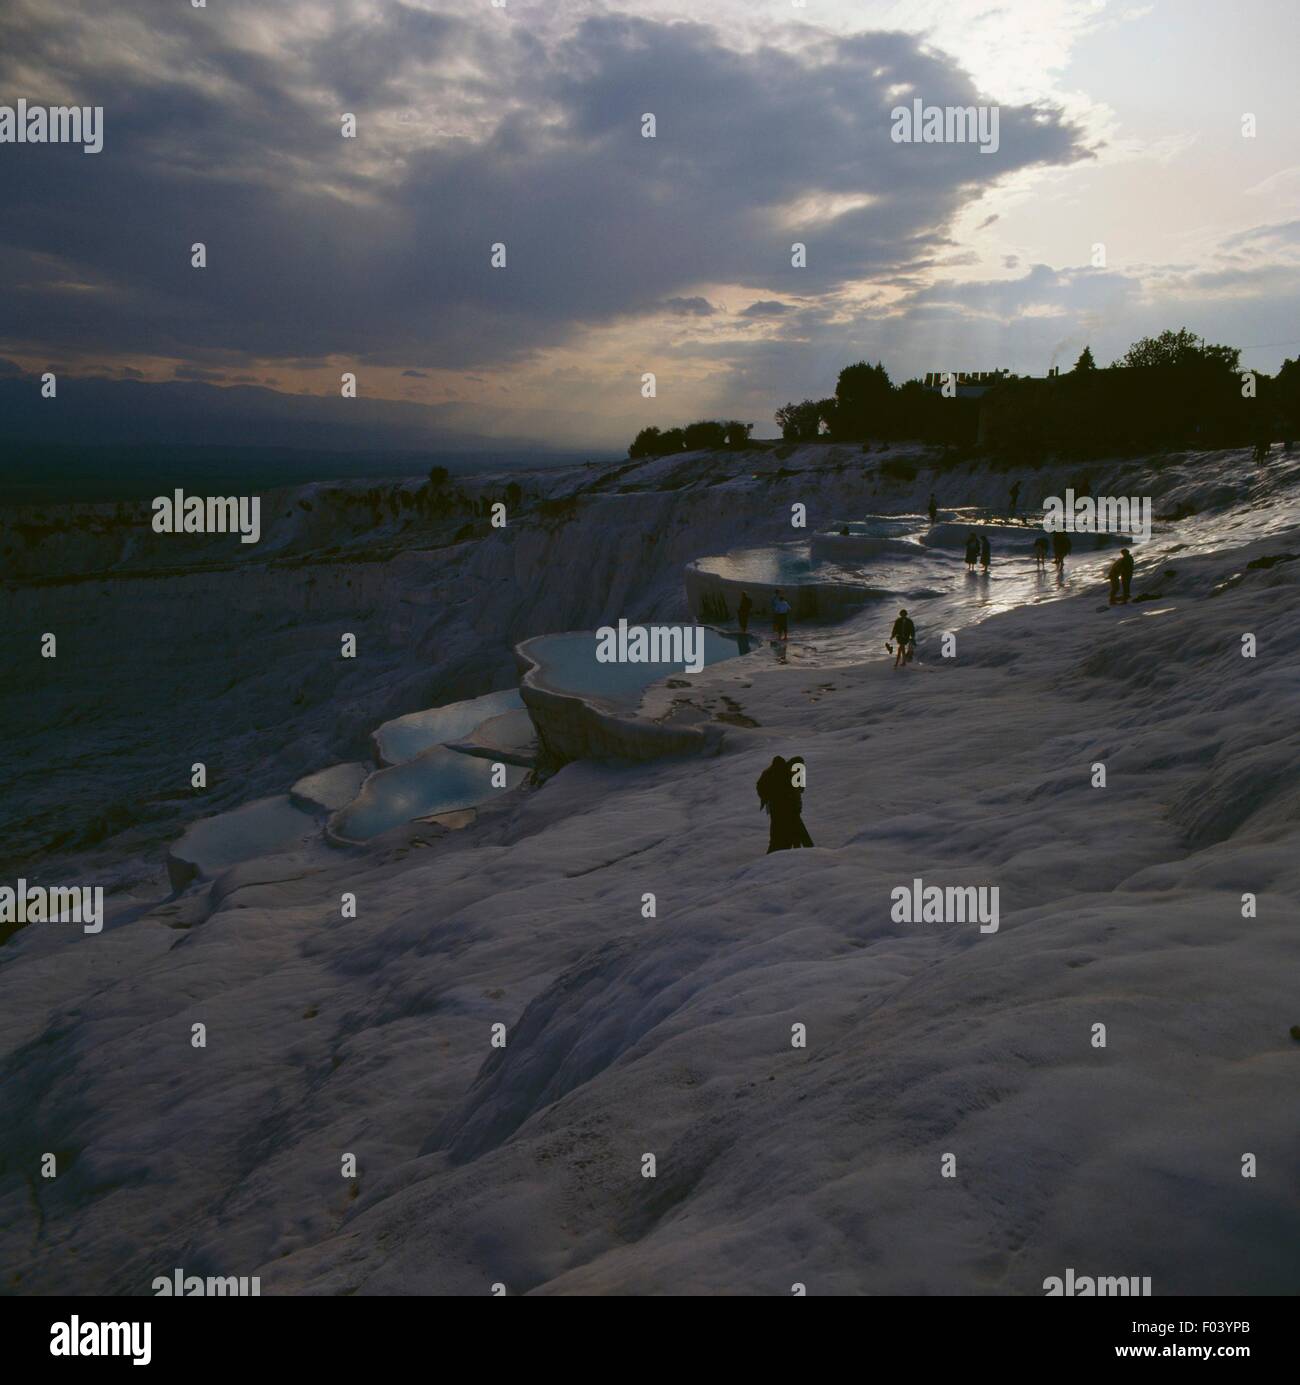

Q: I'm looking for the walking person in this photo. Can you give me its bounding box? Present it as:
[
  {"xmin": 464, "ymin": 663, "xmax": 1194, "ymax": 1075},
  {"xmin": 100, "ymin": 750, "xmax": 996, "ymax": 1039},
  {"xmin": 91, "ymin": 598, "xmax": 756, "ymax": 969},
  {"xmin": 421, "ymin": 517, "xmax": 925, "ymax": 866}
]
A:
[
  {"xmin": 1106, "ymin": 554, "xmax": 1123, "ymax": 604},
  {"xmin": 964, "ymin": 532, "xmax": 980, "ymax": 571},
  {"xmin": 756, "ymin": 756, "xmax": 797, "ymax": 853},
  {"xmin": 979, "ymin": 534, "xmax": 991, "ymax": 571},
  {"xmin": 1033, "ymin": 535, "xmax": 1048, "ymax": 570},
  {"xmin": 888, "ymin": 608, "xmax": 916, "ymax": 669},
  {"xmin": 1051, "ymin": 527, "xmax": 1072, "ymax": 573},
  {"xmin": 737, "ymin": 591, "xmax": 753, "ymax": 633},
  {"xmin": 785, "ymin": 756, "xmax": 814, "ymax": 847},
  {"xmin": 771, "ymin": 590, "xmax": 791, "ymax": 642},
  {"xmin": 1008, "ymin": 480, "xmax": 1021, "ymax": 514},
  {"xmin": 1118, "ymin": 547, "xmax": 1134, "ymax": 603}
]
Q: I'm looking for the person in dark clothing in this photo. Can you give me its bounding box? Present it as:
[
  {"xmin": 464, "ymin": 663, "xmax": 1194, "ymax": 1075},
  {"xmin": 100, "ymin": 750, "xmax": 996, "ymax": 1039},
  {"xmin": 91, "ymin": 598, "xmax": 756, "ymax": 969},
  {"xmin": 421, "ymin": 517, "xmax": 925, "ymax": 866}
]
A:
[
  {"xmin": 1008, "ymin": 481, "xmax": 1021, "ymax": 513},
  {"xmin": 786, "ymin": 756, "xmax": 814, "ymax": 847},
  {"xmin": 979, "ymin": 534, "xmax": 991, "ymax": 570},
  {"xmin": 1050, "ymin": 527, "xmax": 1072, "ymax": 572},
  {"xmin": 1106, "ymin": 555, "xmax": 1123, "ymax": 604},
  {"xmin": 964, "ymin": 532, "xmax": 980, "ymax": 570},
  {"xmin": 888, "ymin": 607, "xmax": 916, "ymax": 668},
  {"xmin": 1033, "ymin": 535, "xmax": 1048, "ymax": 570},
  {"xmin": 756, "ymin": 755, "xmax": 811, "ymax": 852},
  {"xmin": 927, "ymin": 493, "xmax": 938, "ymax": 524},
  {"xmin": 1118, "ymin": 547, "xmax": 1134, "ymax": 602},
  {"xmin": 737, "ymin": 591, "xmax": 753, "ymax": 632},
  {"xmin": 757, "ymin": 756, "xmax": 792, "ymax": 852}
]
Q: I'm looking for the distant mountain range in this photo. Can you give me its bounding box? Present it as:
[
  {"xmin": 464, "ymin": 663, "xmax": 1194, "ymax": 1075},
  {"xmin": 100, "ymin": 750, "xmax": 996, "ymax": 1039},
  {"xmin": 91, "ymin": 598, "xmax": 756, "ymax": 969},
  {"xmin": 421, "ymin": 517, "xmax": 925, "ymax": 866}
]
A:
[
  {"xmin": 0, "ymin": 372, "xmax": 547, "ymax": 453},
  {"xmin": 0, "ymin": 372, "xmax": 617, "ymax": 503}
]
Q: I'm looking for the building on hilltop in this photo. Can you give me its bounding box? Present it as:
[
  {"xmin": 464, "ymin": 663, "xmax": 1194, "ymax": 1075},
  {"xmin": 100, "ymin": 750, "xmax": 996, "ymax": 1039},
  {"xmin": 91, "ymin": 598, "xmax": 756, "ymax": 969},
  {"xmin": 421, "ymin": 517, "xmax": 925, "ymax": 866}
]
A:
[{"xmin": 921, "ymin": 366, "xmax": 1061, "ymax": 399}]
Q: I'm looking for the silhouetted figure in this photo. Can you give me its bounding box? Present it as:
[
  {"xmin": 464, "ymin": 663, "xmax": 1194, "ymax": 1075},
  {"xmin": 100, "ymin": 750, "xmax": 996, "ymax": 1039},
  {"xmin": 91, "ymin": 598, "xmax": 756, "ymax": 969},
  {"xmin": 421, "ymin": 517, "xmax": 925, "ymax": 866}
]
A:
[
  {"xmin": 1033, "ymin": 535, "xmax": 1048, "ymax": 570},
  {"xmin": 980, "ymin": 534, "xmax": 991, "ymax": 571},
  {"xmin": 928, "ymin": 493, "xmax": 938, "ymax": 524},
  {"xmin": 964, "ymin": 532, "xmax": 980, "ymax": 570},
  {"xmin": 1008, "ymin": 481, "xmax": 1021, "ymax": 513},
  {"xmin": 757, "ymin": 755, "xmax": 811, "ymax": 852},
  {"xmin": 888, "ymin": 607, "xmax": 916, "ymax": 668},
  {"xmin": 738, "ymin": 591, "xmax": 753, "ymax": 633},
  {"xmin": 786, "ymin": 756, "xmax": 814, "ymax": 847},
  {"xmin": 771, "ymin": 590, "xmax": 791, "ymax": 642},
  {"xmin": 1107, "ymin": 555, "xmax": 1123, "ymax": 604},
  {"xmin": 1051, "ymin": 528, "xmax": 1072, "ymax": 572},
  {"xmin": 1118, "ymin": 546, "xmax": 1134, "ymax": 602},
  {"xmin": 1254, "ymin": 438, "xmax": 1270, "ymax": 464}
]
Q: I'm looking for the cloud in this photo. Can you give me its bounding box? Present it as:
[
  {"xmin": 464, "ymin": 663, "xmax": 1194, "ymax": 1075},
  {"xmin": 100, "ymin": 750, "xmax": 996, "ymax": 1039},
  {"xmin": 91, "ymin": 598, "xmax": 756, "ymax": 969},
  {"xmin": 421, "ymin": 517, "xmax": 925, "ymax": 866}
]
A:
[
  {"xmin": 402, "ymin": 369, "xmax": 430, "ymax": 378},
  {"xmin": 1221, "ymin": 220, "xmax": 1300, "ymax": 251},
  {"xmin": 662, "ymin": 297, "xmax": 717, "ymax": 317},
  {"xmin": 739, "ymin": 300, "xmax": 793, "ymax": 318},
  {"xmin": 173, "ymin": 366, "xmax": 229, "ymax": 383},
  {"xmin": 0, "ymin": 3, "xmax": 1091, "ymax": 381}
]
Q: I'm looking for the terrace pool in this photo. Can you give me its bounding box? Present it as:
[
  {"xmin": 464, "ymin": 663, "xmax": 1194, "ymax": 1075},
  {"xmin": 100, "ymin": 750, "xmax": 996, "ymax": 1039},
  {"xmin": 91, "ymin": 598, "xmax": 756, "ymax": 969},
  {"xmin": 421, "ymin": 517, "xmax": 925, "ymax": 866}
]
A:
[
  {"xmin": 373, "ymin": 688, "xmax": 524, "ymax": 764},
  {"xmin": 330, "ymin": 746, "xmax": 527, "ymax": 842},
  {"xmin": 520, "ymin": 627, "xmax": 753, "ymax": 710}
]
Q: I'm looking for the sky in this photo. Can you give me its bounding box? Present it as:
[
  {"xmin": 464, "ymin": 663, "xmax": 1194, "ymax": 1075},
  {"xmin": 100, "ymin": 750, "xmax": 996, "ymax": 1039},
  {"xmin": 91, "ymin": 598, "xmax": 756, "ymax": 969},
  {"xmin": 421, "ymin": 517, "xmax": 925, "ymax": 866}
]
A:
[{"xmin": 3, "ymin": 0, "xmax": 1300, "ymax": 449}]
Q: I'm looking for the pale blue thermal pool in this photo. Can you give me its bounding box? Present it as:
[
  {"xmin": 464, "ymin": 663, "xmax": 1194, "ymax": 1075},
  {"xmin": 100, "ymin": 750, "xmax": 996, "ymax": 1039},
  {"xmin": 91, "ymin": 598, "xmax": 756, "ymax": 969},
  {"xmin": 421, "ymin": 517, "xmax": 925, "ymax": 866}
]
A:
[
  {"xmin": 691, "ymin": 547, "xmax": 818, "ymax": 585},
  {"xmin": 373, "ymin": 688, "xmax": 523, "ymax": 764},
  {"xmin": 330, "ymin": 746, "xmax": 528, "ymax": 842},
  {"xmin": 523, "ymin": 628, "xmax": 753, "ymax": 709}
]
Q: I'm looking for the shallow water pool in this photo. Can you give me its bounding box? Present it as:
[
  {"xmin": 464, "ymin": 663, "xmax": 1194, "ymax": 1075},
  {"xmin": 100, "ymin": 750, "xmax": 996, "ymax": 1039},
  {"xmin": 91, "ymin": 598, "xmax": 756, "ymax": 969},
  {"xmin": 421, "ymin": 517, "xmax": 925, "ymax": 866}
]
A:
[
  {"xmin": 374, "ymin": 688, "xmax": 523, "ymax": 764},
  {"xmin": 524, "ymin": 627, "xmax": 753, "ymax": 709},
  {"xmin": 331, "ymin": 747, "xmax": 527, "ymax": 841}
]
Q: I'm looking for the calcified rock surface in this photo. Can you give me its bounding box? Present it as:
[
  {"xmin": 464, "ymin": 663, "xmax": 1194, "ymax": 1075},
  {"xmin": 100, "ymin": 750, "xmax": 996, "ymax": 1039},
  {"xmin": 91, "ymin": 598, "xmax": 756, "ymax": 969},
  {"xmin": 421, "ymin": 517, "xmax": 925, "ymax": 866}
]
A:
[{"xmin": 1, "ymin": 446, "xmax": 1298, "ymax": 1294}]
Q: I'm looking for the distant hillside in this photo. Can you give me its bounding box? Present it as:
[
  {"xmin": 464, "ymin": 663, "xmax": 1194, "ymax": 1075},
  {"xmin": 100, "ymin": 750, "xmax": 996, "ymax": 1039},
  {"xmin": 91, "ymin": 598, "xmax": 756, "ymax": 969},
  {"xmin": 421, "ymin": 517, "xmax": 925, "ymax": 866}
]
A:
[
  {"xmin": 0, "ymin": 373, "xmax": 542, "ymax": 454},
  {"xmin": 0, "ymin": 444, "xmax": 614, "ymax": 506},
  {"xmin": 0, "ymin": 373, "xmax": 617, "ymax": 503}
]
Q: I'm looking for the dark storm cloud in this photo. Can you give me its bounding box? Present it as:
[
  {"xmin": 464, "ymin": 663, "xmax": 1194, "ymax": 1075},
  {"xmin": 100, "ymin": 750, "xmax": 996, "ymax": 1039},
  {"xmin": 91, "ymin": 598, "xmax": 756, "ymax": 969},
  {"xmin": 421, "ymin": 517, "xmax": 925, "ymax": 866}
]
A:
[
  {"xmin": 662, "ymin": 297, "xmax": 717, "ymax": 316},
  {"xmin": 0, "ymin": 2, "xmax": 1091, "ymax": 373},
  {"xmin": 174, "ymin": 365, "xmax": 230, "ymax": 382}
]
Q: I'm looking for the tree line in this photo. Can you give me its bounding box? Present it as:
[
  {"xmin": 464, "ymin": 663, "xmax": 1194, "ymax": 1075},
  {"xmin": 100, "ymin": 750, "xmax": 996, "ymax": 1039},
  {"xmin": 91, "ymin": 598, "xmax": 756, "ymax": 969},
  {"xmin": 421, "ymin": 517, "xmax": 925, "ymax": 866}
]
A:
[
  {"xmin": 981, "ymin": 331, "xmax": 1300, "ymax": 455},
  {"xmin": 627, "ymin": 419, "xmax": 753, "ymax": 459},
  {"xmin": 625, "ymin": 329, "xmax": 1300, "ymax": 459}
]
